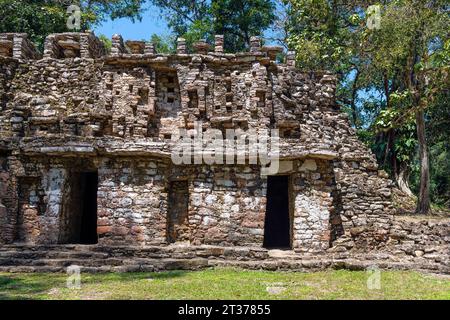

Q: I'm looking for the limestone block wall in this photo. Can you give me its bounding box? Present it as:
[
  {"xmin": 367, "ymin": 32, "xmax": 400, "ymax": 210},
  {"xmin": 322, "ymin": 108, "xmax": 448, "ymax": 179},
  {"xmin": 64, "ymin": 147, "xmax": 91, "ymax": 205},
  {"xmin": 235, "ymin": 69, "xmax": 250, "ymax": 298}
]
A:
[
  {"xmin": 388, "ymin": 217, "xmax": 449, "ymax": 262},
  {"xmin": 96, "ymin": 158, "xmax": 168, "ymax": 245},
  {"xmin": 0, "ymin": 157, "xmax": 342, "ymax": 249},
  {"xmin": 0, "ymin": 155, "xmax": 12, "ymax": 243},
  {"xmin": 1, "ymin": 162, "xmax": 66, "ymax": 245},
  {"xmin": 4, "ymin": 32, "xmax": 442, "ymax": 256},
  {"xmin": 39, "ymin": 167, "xmax": 66, "ymax": 243},
  {"xmin": 0, "ymin": 152, "xmax": 447, "ymax": 257},
  {"xmin": 291, "ymin": 159, "xmax": 339, "ymax": 252},
  {"xmin": 332, "ymin": 160, "xmax": 394, "ymax": 251},
  {"xmin": 0, "ymin": 33, "xmax": 40, "ymax": 60},
  {"xmin": 97, "ymin": 163, "xmax": 267, "ymax": 247},
  {"xmin": 102, "ymin": 66, "xmax": 156, "ymax": 138},
  {"xmin": 0, "ymin": 58, "xmax": 18, "ymax": 136},
  {"xmin": 180, "ymin": 165, "xmax": 266, "ymax": 246},
  {"xmin": 0, "ymin": 155, "xmax": 21, "ymax": 244},
  {"xmin": 1, "ymin": 58, "xmax": 105, "ymax": 138},
  {"xmin": 0, "ymin": 34, "xmax": 340, "ymax": 146},
  {"xmin": 175, "ymin": 61, "xmax": 272, "ymax": 133}
]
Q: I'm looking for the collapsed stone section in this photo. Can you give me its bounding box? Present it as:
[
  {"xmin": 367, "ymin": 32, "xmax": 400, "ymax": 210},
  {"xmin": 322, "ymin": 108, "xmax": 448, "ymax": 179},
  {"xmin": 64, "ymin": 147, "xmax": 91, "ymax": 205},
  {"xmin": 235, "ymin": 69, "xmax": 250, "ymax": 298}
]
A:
[
  {"xmin": 0, "ymin": 32, "xmax": 445, "ymax": 264},
  {"xmin": 43, "ymin": 32, "xmax": 105, "ymax": 59}
]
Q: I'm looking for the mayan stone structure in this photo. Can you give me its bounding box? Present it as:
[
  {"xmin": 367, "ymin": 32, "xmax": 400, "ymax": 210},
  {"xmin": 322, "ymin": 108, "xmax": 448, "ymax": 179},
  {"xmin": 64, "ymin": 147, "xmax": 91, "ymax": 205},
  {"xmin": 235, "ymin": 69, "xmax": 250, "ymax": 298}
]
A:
[{"xmin": 0, "ymin": 32, "xmax": 448, "ymax": 273}]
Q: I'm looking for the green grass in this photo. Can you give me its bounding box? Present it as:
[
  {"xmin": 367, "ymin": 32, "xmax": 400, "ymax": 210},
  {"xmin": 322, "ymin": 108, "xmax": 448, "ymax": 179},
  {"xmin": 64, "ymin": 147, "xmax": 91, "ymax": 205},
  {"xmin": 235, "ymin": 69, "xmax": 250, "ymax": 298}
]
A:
[{"xmin": 0, "ymin": 268, "xmax": 449, "ymax": 300}]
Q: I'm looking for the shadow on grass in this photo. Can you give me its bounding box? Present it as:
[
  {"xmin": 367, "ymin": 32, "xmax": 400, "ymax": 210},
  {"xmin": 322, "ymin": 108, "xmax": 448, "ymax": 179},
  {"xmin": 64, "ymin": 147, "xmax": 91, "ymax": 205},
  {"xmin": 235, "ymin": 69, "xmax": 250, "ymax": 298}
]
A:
[
  {"xmin": 80, "ymin": 269, "xmax": 190, "ymax": 283},
  {"xmin": 0, "ymin": 274, "xmax": 63, "ymax": 300},
  {"xmin": 0, "ymin": 270, "xmax": 191, "ymax": 300}
]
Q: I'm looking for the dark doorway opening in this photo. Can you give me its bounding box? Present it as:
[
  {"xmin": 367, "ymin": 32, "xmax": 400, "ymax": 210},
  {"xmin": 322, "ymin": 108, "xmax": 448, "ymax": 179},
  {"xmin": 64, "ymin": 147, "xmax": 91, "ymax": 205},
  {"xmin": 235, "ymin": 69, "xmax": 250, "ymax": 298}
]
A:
[
  {"xmin": 167, "ymin": 180, "xmax": 190, "ymax": 243},
  {"xmin": 79, "ymin": 172, "xmax": 98, "ymax": 244},
  {"xmin": 61, "ymin": 171, "xmax": 98, "ymax": 244},
  {"xmin": 264, "ymin": 175, "xmax": 291, "ymax": 249}
]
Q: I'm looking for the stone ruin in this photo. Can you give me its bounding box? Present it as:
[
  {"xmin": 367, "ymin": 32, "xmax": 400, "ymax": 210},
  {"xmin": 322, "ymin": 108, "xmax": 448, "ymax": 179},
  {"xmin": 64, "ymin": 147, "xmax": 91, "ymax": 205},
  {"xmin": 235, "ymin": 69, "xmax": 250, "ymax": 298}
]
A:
[{"xmin": 0, "ymin": 31, "xmax": 448, "ymax": 273}]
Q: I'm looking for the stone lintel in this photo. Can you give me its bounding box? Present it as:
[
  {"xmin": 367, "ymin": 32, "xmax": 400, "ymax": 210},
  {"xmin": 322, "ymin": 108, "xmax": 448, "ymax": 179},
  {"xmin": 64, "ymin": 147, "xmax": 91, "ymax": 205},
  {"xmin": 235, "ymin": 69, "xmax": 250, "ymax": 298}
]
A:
[{"xmin": 279, "ymin": 151, "xmax": 339, "ymax": 160}]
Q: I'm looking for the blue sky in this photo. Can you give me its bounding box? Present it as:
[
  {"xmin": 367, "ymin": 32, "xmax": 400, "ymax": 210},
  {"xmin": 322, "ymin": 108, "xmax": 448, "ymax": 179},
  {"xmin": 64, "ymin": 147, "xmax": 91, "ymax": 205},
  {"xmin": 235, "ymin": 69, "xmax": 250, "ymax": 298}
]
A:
[
  {"xmin": 93, "ymin": 4, "xmax": 169, "ymax": 41},
  {"xmin": 93, "ymin": 3, "xmax": 278, "ymax": 44}
]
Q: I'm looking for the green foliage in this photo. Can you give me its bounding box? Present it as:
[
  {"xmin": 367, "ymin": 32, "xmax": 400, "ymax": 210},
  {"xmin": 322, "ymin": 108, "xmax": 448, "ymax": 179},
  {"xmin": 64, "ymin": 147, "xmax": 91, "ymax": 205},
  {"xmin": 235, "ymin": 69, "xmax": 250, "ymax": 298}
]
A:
[
  {"xmin": 181, "ymin": 19, "xmax": 215, "ymax": 52},
  {"xmin": 0, "ymin": 0, "xmax": 146, "ymax": 50},
  {"xmin": 98, "ymin": 34, "xmax": 112, "ymax": 53},
  {"xmin": 72, "ymin": 0, "xmax": 146, "ymax": 29},
  {"xmin": 394, "ymin": 123, "xmax": 417, "ymax": 164},
  {"xmin": 284, "ymin": 0, "xmax": 369, "ymax": 73},
  {"xmin": 367, "ymin": 1, "xmax": 449, "ymax": 210},
  {"xmin": 150, "ymin": 33, "xmax": 176, "ymax": 54},
  {"xmin": 151, "ymin": 0, "xmax": 276, "ymax": 52},
  {"xmin": 411, "ymin": 94, "xmax": 450, "ymax": 207},
  {"xmin": 286, "ymin": 0, "xmax": 450, "ymax": 208},
  {"xmin": 0, "ymin": 0, "xmax": 67, "ymax": 50},
  {"xmin": 211, "ymin": 0, "xmax": 276, "ymax": 52}
]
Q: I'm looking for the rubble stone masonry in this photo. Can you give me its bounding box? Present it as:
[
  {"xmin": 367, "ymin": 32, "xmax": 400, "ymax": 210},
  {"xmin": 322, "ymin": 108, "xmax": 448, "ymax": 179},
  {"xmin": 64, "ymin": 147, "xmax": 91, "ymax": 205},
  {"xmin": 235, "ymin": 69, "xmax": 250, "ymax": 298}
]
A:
[{"xmin": 0, "ymin": 32, "xmax": 448, "ymax": 272}]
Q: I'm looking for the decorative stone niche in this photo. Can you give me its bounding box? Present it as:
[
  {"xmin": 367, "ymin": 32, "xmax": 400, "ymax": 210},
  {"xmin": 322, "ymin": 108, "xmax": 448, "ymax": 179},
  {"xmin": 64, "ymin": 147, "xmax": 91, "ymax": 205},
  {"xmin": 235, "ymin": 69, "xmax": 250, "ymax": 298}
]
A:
[
  {"xmin": 0, "ymin": 32, "xmax": 403, "ymax": 259},
  {"xmin": 277, "ymin": 120, "xmax": 301, "ymax": 139},
  {"xmin": 188, "ymin": 89, "xmax": 199, "ymax": 109}
]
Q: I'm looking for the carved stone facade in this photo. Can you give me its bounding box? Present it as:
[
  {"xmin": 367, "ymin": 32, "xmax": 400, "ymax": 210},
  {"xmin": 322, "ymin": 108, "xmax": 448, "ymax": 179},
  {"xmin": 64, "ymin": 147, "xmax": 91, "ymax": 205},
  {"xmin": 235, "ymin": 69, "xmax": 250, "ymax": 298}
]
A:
[{"xmin": 0, "ymin": 32, "xmax": 448, "ymax": 272}]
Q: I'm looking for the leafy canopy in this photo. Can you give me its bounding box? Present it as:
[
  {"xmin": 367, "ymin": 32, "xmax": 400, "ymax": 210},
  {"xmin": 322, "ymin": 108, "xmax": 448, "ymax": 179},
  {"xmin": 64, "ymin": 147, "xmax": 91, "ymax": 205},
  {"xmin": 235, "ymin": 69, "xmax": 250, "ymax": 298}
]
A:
[
  {"xmin": 151, "ymin": 0, "xmax": 276, "ymax": 52},
  {"xmin": 0, "ymin": 0, "xmax": 147, "ymax": 49}
]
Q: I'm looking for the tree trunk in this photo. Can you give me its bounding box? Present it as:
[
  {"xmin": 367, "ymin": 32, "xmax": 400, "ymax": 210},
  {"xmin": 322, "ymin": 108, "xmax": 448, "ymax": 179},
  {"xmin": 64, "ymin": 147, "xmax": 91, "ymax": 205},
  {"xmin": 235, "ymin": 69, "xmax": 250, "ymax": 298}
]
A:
[
  {"xmin": 396, "ymin": 163, "xmax": 414, "ymax": 196},
  {"xmin": 415, "ymin": 109, "xmax": 431, "ymax": 214},
  {"xmin": 350, "ymin": 69, "xmax": 360, "ymax": 128}
]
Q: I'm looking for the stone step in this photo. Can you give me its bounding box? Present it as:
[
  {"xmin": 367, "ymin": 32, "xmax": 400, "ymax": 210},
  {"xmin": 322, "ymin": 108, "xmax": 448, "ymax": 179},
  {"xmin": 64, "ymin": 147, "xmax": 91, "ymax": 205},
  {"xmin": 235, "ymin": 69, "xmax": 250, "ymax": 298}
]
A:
[
  {"xmin": 0, "ymin": 245, "xmax": 195, "ymax": 257},
  {"xmin": 0, "ymin": 266, "xmax": 66, "ymax": 273},
  {"xmin": 0, "ymin": 256, "xmax": 448, "ymax": 274},
  {"xmin": 0, "ymin": 250, "xmax": 110, "ymax": 259},
  {"xmin": 0, "ymin": 245, "xmax": 448, "ymax": 274},
  {"xmin": 0, "ymin": 250, "xmax": 212, "ymax": 261},
  {"xmin": 0, "ymin": 245, "xmax": 272, "ymax": 261},
  {"xmin": 0, "ymin": 257, "xmax": 210, "ymax": 271},
  {"xmin": 0, "ymin": 245, "xmax": 270, "ymax": 257},
  {"xmin": 0, "ymin": 257, "xmax": 124, "ymax": 267}
]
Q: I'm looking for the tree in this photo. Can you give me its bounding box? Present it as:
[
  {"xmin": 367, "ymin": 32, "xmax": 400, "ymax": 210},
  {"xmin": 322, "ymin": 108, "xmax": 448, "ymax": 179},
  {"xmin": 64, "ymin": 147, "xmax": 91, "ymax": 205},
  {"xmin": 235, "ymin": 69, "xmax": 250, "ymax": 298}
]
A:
[
  {"xmin": 150, "ymin": 33, "xmax": 176, "ymax": 54},
  {"xmin": 285, "ymin": 0, "xmax": 449, "ymax": 213},
  {"xmin": 0, "ymin": 0, "xmax": 147, "ymax": 49},
  {"xmin": 284, "ymin": 1, "xmax": 375, "ymax": 127},
  {"xmin": 0, "ymin": 0, "xmax": 67, "ymax": 50},
  {"xmin": 151, "ymin": 0, "xmax": 276, "ymax": 52},
  {"xmin": 211, "ymin": 0, "xmax": 276, "ymax": 52},
  {"xmin": 415, "ymin": 92, "xmax": 450, "ymax": 208},
  {"xmin": 267, "ymin": 0, "xmax": 290, "ymax": 49},
  {"xmin": 75, "ymin": 0, "xmax": 147, "ymax": 29},
  {"xmin": 366, "ymin": 1, "xmax": 449, "ymax": 213}
]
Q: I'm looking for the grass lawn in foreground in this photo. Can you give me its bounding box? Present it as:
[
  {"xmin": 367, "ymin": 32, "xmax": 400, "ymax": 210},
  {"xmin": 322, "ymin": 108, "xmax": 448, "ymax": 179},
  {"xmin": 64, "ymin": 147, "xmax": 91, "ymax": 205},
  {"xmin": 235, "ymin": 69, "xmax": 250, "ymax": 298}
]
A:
[{"xmin": 0, "ymin": 268, "xmax": 449, "ymax": 300}]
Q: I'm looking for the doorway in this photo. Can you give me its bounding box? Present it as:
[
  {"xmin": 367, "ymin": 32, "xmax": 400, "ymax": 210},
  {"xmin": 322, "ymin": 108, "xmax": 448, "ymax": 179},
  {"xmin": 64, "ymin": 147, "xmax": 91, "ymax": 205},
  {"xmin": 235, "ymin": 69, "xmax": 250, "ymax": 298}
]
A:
[
  {"xmin": 264, "ymin": 175, "xmax": 291, "ymax": 249},
  {"xmin": 167, "ymin": 180, "xmax": 190, "ymax": 243},
  {"xmin": 60, "ymin": 171, "xmax": 98, "ymax": 244},
  {"xmin": 79, "ymin": 172, "xmax": 98, "ymax": 244}
]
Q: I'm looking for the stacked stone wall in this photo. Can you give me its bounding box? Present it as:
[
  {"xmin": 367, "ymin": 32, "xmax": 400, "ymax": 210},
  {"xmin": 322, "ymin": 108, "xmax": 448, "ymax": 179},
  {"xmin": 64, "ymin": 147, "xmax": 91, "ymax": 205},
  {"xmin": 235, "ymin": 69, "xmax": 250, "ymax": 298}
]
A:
[{"xmin": 0, "ymin": 32, "xmax": 446, "ymax": 264}]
